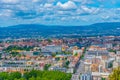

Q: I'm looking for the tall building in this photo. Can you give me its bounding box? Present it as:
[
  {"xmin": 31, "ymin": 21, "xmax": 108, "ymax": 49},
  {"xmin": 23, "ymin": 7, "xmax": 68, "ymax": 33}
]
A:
[{"xmin": 81, "ymin": 73, "xmax": 92, "ymax": 80}]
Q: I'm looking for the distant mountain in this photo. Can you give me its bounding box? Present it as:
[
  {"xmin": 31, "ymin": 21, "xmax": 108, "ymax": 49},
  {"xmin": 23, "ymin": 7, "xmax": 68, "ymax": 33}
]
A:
[{"xmin": 0, "ymin": 22, "xmax": 120, "ymax": 39}]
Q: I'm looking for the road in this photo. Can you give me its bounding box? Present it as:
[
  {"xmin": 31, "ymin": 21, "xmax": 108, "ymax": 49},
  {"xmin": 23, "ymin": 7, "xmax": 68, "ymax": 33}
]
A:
[
  {"xmin": 71, "ymin": 60, "xmax": 84, "ymax": 80},
  {"xmin": 71, "ymin": 48, "xmax": 88, "ymax": 80},
  {"xmin": 71, "ymin": 60, "xmax": 85, "ymax": 80}
]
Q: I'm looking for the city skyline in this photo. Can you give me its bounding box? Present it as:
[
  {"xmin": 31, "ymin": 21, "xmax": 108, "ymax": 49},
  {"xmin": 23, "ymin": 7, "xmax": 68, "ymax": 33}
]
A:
[{"xmin": 0, "ymin": 0, "xmax": 120, "ymax": 27}]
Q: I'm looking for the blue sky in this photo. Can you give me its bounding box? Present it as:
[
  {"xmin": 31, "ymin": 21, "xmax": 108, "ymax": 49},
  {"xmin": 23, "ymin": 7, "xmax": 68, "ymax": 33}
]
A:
[{"xmin": 0, "ymin": 0, "xmax": 120, "ymax": 27}]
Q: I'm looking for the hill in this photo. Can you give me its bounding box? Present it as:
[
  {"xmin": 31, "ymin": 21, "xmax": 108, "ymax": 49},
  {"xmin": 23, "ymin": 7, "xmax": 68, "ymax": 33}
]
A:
[{"xmin": 0, "ymin": 22, "xmax": 120, "ymax": 39}]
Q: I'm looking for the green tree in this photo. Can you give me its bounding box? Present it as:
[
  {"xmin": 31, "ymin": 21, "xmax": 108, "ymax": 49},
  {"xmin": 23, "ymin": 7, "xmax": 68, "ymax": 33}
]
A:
[
  {"xmin": 64, "ymin": 61, "xmax": 70, "ymax": 68},
  {"xmin": 36, "ymin": 77, "xmax": 41, "ymax": 80},
  {"xmin": 24, "ymin": 70, "xmax": 37, "ymax": 79},
  {"xmin": 109, "ymin": 66, "xmax": 120, "ymax": 80},
  {"xmin": 47, "ymin": 39, "xmax": 52, "ymax": 43},
  {"xmin": 51, "ymin": 53, "xmax": 56, "ymax": 57},
  {"xmin": 9, "ymin": 72, "xmax": 21, "ymax": 80},
  {"xmin": 29, "ymin": 76, "xmax": 36, "ymax": 80},
  {"xmin": 0, "ymin": 72, "xmax": 9, "ymax": 80},
  {"xmin": 44, "ymin": 64, "xmax": 51, "ymax": 70},
  {"xmin": 19, "ymin": 78, "xmax": 26, "ymax": 80},
  {"xmin": 0, "ymin": 70, "xmax": 72, "ymax": 80},
  {"xmin": 74, "ymin": 53, "xmax": 78, "ymax": 56},
  {"xmin": 101, "ymin": 78, "xmax": 106, "ymax": 80}
]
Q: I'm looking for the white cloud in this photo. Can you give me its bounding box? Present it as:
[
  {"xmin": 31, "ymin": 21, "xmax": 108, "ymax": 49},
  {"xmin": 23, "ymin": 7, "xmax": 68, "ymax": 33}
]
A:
[
  {"xmin": 81, "ymin": 6, "xmax": 92, "ymax": 13},
  {"xmin": 0, "ymin": 9, "xmax": 13, "ymax": 17},
  {"xmin": 32, "ymin": 0, "xmax": 39, "ymax": 2},
  {"xmin": 56, "ymin": 1, "xmax": 77, "ymax": 10},
  {"xmin": 32, "ymin": 0, "xmax": 54, "ymax": 3},
  {"xmin": 1, "ymin": 0, "xmax": 19, "ymax": 4},
  {"xmin": 71, "ymin": 0, "xmax": 93, "ymax": 4},
  {"xmin": 44, "ymin": 3, "xmax": 53, "ymax": 8},
  {"xmin": 81, "ymin": 6, "xmax": 100, "ymax": 14},
  {"xmin": 0, "ymin": 0, "xmax": 120, "ymax": 26}
]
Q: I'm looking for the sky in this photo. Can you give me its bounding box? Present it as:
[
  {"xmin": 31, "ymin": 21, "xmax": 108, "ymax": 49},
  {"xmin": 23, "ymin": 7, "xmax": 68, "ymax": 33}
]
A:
[{"xmin": 0, "ymin": 0, "xmax": 120, "ymax": 27}]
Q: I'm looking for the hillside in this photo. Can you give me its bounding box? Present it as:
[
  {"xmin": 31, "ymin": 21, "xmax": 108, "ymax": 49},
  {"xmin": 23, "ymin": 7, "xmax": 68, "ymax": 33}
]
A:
[{"xmin": 0, "ymin": 22, "xmax": 120, "ymax": 39}]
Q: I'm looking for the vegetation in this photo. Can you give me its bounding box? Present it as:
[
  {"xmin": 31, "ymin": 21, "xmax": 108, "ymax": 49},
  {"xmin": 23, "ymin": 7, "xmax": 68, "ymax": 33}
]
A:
[
  {"xmin": 109, "ymin": 66, "xmax": 120, "ymax": 80},
  {"xmin": 44, "ymin": 64, "xmax": 51, "ymax": 70},
  {"xmin": 80, "ymin": 55, "xmax": 84, "ymax": 59},
  {"xmin": 0, "ymin": 70, "xmax": 72, "ymax": 80},
  {"xmin": 56, "ymin": 51, "xmax": 72, "ymax": 55},
  {"xmin": 51, "ymin": 51, "xmax": 72, "ymax": 57},
  {"xmin": 47, "ymin": 39, "xmax": 52, "ymax": 43},
  {"xmin": 80, "ymin": 47, "xmax": 86, "ymax": 59},
  {"xmin": 64, "ymin": 60, "xmax": 70, "ymax": 68},
  {"xmin": 51, "ymin": 53, "xmax": 56, "ymax": 57},
  {"xmin": 101, "ymin": 78, "xmax": 106, "ymax": 80},
  {"xmin": 108, "ymin": 62, "xmax": 113, "ymax": 68},
  {"xmin": 108, "ymin": 49, "xmax": 116, "ymax": 53},
  {"xmin": 3, "ymin": 45, "xmax": 34, "ymax": 52},
  {"xmin": 10, "ymin": 52, "xmax": 19, "ymax": 57},
  {"xmin": 74, "ymin": 53, "xmax": 78, "ymax": 56},
  {"xmin": 63, "ymin": 51, "xmax": 72, "ymax": 55},
  {"xmin": 83, "ymin": 47, "xmax": 87, "ymax": 54}
]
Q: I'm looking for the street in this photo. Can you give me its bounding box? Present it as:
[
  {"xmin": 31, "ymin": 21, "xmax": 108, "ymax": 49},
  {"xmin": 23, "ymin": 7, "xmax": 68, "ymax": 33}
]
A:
[
  {"xmin": 71, "ymin": 59, "xmax": 85, "ymax": 80},
  {"xmin": 71, "ymin": 48, "xmax": 88, "ymax": 80}
]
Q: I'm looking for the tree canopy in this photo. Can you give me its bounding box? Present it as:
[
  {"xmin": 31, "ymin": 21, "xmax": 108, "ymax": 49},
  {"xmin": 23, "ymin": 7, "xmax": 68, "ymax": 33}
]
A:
[
  {"xmin": 0, "ymin": 70, "xmax": 72, "ymax": 80},
  {"xmin": 109, "ymin": 66, "xmax": 120, "ymax": 80}
]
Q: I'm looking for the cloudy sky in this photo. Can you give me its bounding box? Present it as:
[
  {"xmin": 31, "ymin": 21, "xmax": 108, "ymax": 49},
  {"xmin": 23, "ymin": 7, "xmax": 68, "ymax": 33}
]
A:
[{"xmin": 0, "ymin": 0, "xmax": 120, "ymax": 27}]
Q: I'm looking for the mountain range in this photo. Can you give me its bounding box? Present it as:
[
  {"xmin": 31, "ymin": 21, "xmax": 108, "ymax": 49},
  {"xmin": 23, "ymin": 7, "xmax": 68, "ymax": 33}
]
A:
[{"xmin": 0, "ymin": 22, "xmax": 120, "ymax": 39}]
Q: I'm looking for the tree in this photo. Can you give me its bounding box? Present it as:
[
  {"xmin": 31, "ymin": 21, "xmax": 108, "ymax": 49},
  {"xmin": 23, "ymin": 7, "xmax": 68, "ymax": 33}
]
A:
[
  {"xmin": 64, "ymin": 61, "xmax": 70, "ymax": 68},
  {"xmin": 29, "ymin": 76, "xmax": 36, "ymax": 80},
  {"xmin": 10, "ymin": 52, "xmax": 19, "ymax": 57},
  {"xmin": 44, "ymin": 64, "xmax": 51, "ymax": 70},
  {"xmin": 66, "ymin": 61, "xmax": 70, "ymax": 66},
  {"xmin": 36, "ymin": 77, "xmax": 41, "ymax": 80},
  {"xmin": 0, "ymin": 72, "xmax": 9, "ymax": 80},
  {"xmin": 9, "ymin": 72, "xmax": 21, "ymax": 80},
  {"xmin": 109, "ymin": 66, "xmax": 120, "ymax": 80},
  {"xmin": 24, "ymin": 70, "xmax": 37, "ymax": 79},
  {"xmin": 101, "ymin": 78, "xmax": 106, "ymax": 80},
  {"xmin": 108, "ymin": 62, "xmax": 113, "ymax": 68},
  {"xmin": 108, "ymin": 49, "xmax": 116, "ymax": 53},
  {"xmin": 51, "ymin": 53, "xmax": 56, "ymax": 57},
  {"xmin": 80, "ymin": 55, "xmax": 84, "ymax": 59},
  {"xmin": 47, "ymin": 39, "xmax": 52, "ymax": 43},
  {"xmin": 19, "ymin": 78, "xmax": 26, "ymax": 80},
  {"xmin": 74, "ymin": 53, "xmax": 78, "ymax": 56},
  {"xmin": 0, "ymin": 70, "xmax": 72, "ymax": 80}
]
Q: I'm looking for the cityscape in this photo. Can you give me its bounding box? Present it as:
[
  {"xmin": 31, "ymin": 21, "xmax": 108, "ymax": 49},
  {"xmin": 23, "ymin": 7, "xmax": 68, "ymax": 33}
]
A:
[
  {"xmin": 0, "ymin": 0, "xmax": 120, "ymax": 80},
  {"xmin": 0, "ymin": 36, "xmax": 120, "ymax": 80}
]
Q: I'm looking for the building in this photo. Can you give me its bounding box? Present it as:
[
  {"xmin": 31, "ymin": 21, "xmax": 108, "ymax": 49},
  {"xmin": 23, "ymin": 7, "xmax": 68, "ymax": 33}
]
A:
[
  {"xmin": 81, "ymin": 73, "xmax": 92, "ymax": 80},
  {"xmin": 42, "ymin": 45, "xmax": 62, "ymax": 53}
]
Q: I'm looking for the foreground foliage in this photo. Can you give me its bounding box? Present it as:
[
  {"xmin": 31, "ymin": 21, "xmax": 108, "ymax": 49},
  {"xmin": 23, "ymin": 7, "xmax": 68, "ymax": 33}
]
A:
[
  {"xmin": 0, "ymin": 70, "xmax": 72, "ymax": 80},
  {"xmin": 109, "ymin": 66, "xmax": 120, "ymax": 80}
]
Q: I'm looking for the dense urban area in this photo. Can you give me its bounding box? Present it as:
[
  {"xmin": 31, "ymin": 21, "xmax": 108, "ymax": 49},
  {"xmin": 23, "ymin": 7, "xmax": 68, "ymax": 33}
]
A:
[
  {"xmin": 1, "ymin": 0, "xmax": 120, "ymax": 79},
  {"xmin": 0, "ymin": 36, "xmax": 119, "ymax": 80}
]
